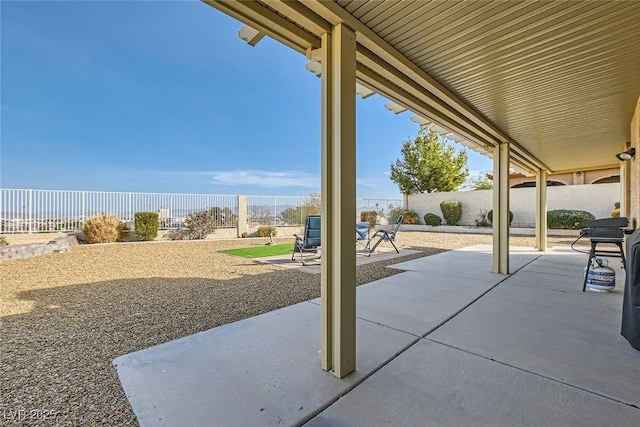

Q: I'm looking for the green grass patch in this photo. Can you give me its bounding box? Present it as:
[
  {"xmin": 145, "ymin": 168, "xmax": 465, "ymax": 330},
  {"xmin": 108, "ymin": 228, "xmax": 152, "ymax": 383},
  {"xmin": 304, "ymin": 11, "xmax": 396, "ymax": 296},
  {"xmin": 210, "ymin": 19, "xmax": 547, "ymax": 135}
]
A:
[{"xmin": 220, "ymin": 243, "xmax": 294, "ymax": 258}]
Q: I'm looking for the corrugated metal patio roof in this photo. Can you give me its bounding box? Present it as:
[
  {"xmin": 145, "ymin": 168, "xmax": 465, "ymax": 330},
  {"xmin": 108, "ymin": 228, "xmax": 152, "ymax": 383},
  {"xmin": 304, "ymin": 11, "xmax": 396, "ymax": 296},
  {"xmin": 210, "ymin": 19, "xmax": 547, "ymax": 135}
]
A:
[
  {"xmin": 205, "ymin": 0, "xmax": 640, "ymax": 174},
  {"xmin": 339, "ymin": 0, "xmax": 640, "ymax": 173}
]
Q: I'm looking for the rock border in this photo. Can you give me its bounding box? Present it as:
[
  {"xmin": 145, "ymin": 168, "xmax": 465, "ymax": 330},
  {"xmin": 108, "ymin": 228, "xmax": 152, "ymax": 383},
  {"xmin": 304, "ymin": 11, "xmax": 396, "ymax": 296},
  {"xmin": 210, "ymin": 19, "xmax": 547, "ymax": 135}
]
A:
[{"xmin": 0, "ymin": 235, "xmax": 78, "ymax": 262}]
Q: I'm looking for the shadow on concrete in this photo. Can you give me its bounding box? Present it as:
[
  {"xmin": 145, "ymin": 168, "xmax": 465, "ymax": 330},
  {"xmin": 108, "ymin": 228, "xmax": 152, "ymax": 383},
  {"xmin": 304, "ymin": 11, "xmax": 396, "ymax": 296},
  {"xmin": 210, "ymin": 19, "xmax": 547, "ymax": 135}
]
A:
[{"xmin": 1, "ymin": 248, "xmax": 436, "ymax": 426}]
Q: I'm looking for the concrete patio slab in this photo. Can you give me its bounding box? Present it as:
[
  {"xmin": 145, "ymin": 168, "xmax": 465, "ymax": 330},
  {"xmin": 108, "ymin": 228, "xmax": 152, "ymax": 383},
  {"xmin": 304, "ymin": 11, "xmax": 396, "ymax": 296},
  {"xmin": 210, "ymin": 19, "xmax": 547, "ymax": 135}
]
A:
[
  {"xmin": 428, "ymin": 256, "xmax": 640, "ymax": 407},
  {"xmin": 353, "ymin": 271, "xmax": 502, "ymax": 337},
  {"xmin": 114, "ymin": 301, "xmax": 417, "ymax": 427},
  {"xmin": 114, "ymin": 245, "xmax": 640, "ymax": 426},
  {"xmin": 307, "ymin": 340, "xmax": 639, "ymax": 427},
  {"xmin": 509, "ymin": 265, "xmax": 626, "ymax": 294}
]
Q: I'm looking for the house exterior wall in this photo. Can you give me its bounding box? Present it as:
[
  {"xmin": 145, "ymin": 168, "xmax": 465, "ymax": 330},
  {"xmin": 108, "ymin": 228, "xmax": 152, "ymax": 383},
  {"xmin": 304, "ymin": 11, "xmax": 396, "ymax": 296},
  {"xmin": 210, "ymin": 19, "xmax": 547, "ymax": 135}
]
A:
[
  {"xmin": 408, "ymin": 182, "xmax": 621, "ymax": 228},
  {"xmin": 508, "ymin": 168, "xmax": 619, "ymax": 187},
  {"xmin": 630, "ymin": 97, "xmax": 640, "ymax": 229}
]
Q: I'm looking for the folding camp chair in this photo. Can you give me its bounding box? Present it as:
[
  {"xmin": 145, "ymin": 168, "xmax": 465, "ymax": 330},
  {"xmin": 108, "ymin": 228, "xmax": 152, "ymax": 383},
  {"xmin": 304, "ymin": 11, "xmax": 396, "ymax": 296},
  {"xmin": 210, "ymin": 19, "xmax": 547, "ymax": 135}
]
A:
[
  {"xmin": 356, "ymin": 221, "xmax": 371, "ymax": 252},
  {"xmin": 367, "ymin": 215, "xmax": 403, "ymax": 256},
  {"xmin": 292, "ymin": 214, "xmax": 321, "ymax": 265}
]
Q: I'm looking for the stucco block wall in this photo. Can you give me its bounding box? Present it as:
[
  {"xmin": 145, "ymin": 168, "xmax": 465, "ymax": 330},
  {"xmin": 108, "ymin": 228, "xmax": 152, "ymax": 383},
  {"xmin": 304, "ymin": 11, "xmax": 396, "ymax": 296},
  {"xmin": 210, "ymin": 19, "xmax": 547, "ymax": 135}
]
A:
[{"xmin": 408, "ymin": 183, "xmax": 621, "ymax": 227}]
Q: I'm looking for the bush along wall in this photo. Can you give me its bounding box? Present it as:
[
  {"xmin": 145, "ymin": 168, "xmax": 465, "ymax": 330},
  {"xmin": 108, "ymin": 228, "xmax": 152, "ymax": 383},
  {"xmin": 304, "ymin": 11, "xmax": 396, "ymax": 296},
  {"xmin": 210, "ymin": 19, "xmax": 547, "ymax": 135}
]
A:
[
  {"xmin": 83, "ymin": 214, "xmax": 122, "ymax": 244},
  {"xmin": 396, "ymin": 209, "xmax": 419, "ymax": 224},
  {"xmin": 423, "ymin": 213, "xmax": 442, "ymax": 226},
  {"xmin": 360, "ymin": 211, "xmax": 378, "ymax": 230},
  {"xmin": 487, "ymin": 209, "xmax": 514, "ymax": 225},
  {"xmin": 256, "ymin": 226, "xmax": 277, "ymax": 238},
  {"xmin": 611, "ymin": 202, "xmax": 620, "ymax": 218},
  {"xmin": 440, "ymin": 200, "xmax": 462, "ymax": 225},
  {"xmin": 547, "ymin": 209, "xmax": 595, "ymax": 229},
  {"xmin": 134, "ymin": 212, "xmax": 159, "ymax": 241}
]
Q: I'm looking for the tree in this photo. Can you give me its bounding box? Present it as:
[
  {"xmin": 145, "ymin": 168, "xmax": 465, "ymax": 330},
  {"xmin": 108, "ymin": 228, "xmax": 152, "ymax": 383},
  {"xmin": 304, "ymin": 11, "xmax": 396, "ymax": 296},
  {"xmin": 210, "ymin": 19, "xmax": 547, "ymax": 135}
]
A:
[
  {"xmin": 209, "ymin": 207, "xmax": 238, "ymax": 227},
  {"xmin": 390, "ymin": 125, "xmax": 469, "ymax": 194},
  {"xmin": 469, "ymin": 173, "xmax": 493, "ymax": 190},
  {"xmin": 248, "ymin": 205, "xmax": 271, "ymax": 225},
  {"xmin": 301, "ymin": 192, "xmax": 321, "ymax": 214},
  {"xmin": 280, "ymin": 193, "xmax": 321, "ymax": 225},
  {"xmin": 280, "ymin": 207, "xmax": 302, "ymax": 225}
]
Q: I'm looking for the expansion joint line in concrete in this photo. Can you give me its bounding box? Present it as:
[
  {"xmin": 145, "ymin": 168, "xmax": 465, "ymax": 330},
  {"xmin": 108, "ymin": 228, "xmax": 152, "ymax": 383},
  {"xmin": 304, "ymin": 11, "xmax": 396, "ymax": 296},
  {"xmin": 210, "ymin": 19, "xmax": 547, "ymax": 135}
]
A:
[
  {"xmin": 426, "ymin": 339, "xmax": 640, "ymax": 410},
  {"xmin": 299, "ymin": 254, "xmax": 545, "ymax": 425},
  {"xmin": 419, "ymin": 254, "xmax": 543, "ymax": 340}
]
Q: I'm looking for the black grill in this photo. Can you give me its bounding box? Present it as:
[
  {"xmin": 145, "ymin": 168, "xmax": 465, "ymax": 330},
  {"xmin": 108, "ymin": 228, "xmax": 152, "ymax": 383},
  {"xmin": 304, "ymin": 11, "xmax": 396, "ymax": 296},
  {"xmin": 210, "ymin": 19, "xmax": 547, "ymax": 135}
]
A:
[{"xmin": 578, "ymin": 217, "xmax": 630, "ymax": 292}]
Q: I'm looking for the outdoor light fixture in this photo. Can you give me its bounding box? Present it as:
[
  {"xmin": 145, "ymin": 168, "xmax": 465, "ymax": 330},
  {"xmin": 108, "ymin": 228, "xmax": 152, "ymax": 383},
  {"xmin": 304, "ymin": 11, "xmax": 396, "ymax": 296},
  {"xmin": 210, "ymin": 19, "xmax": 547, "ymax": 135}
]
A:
[{"xmin": 615, "ymin": 148, "xmax": 636, "ymax": 161}]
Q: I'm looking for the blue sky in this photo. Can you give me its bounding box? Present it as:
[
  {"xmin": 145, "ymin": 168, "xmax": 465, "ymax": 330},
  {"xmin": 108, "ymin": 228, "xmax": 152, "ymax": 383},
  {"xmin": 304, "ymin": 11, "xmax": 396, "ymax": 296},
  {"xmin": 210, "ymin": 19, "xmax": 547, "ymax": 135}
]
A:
[{"xmin": 0, "ymin": 1, "xmax": 492, "ymax": 199}]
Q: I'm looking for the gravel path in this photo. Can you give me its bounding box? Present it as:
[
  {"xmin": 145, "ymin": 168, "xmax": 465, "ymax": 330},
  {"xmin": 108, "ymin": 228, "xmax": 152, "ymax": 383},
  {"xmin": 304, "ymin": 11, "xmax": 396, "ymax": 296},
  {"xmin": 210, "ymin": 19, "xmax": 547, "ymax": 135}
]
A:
[{"xmin": 0, "ymin": 232, "xmax": 585, "ymax": 426}]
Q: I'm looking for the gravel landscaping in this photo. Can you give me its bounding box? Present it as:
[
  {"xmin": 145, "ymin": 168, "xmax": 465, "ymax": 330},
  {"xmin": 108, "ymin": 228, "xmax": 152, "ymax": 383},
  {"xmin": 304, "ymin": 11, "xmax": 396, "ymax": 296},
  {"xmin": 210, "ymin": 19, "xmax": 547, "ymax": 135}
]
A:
[{"xmin": 0, "ymin": 232, "xmax": 585, "ymax": 426}]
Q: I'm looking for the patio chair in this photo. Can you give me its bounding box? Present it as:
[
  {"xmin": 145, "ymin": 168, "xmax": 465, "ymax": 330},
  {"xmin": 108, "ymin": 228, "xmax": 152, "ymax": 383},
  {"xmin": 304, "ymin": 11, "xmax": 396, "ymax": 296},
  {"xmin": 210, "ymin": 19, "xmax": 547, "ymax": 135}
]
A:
[
  {"xmin": 292, "ymin": 214, "xmax": 321, "ymax": 265},
  {"xmin": 367, "ymin": 215, "xmax": 403, "ymax": 256},
  {"xmin": 356, "ymin": 221, "xmax": 371, "ymax": 252}
]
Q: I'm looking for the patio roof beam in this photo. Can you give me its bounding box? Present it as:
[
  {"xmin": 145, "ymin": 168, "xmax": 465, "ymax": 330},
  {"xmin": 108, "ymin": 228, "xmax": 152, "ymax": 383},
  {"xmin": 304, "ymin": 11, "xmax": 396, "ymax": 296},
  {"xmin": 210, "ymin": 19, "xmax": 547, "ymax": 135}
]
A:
[
  {"xmin": 263, "ymin": 0, "xmax": 332, "ymax": 36},
  {"xmin": 202, "ymin": 0, "xmax": 320, "ymax": 54},
  {"xmin": 356, "ymin": 48, "xmax": 503, "ymax": 146},
  {"xmin": 356, "ymin": 65, "xmax": 493, "ymax": 148},
  {"xmin": 203, "ymin": 0, "xmax": 549, "ymax": 174},
  {"xmin": 357, "ymin": 63, "xmax": 539, "ymax": 173},
  {"xmin": 299, "ymin": 0, "xmax": 550, "ymax": 172}
]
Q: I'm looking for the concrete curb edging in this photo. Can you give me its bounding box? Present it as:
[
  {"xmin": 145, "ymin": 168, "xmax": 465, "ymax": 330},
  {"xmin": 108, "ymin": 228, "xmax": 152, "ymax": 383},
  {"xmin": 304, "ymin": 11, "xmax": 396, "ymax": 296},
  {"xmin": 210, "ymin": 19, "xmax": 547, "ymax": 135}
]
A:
[{"xmin": 396, "ymin": 224, "xmax": 580, "ymax": 237}]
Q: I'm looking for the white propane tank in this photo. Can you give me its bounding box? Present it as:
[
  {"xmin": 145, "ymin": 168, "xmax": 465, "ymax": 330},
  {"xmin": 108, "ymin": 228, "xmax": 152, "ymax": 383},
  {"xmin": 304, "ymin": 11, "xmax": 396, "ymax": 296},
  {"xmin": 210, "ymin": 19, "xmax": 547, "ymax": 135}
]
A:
[{"xmin": 586, "ymin": 257, "xmax": 616, "ymax": 292}]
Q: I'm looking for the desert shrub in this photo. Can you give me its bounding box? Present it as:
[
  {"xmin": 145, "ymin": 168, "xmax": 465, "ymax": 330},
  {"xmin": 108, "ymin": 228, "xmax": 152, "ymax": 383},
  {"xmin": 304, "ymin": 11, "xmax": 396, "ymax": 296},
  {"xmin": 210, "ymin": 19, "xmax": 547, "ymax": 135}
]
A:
[
  {"xmin": 386, "ymin": 207, "xmax": 417, "ymax": 224},
  {"xmin": 440, "ymin": 200, "xmax": 462, "ymax": 225},
  {"xmin": 487, "ymin": 209, "xmax": 514, "ymax": 225},
  {"xmin": 209, "ymin": 207, "xmax": 238, "ymax": 227},
  {"xmin": 134, "ymin": 212, "xmax": 159, "ymax": 241},
  {"xmin": 115, "ymin": 221, "xmax": 130, "ymax": 241},
  {"xmin": 475, "ymin": 210, "xmax": 491, "ymax": 227},
  {"xmin": 423, "ymin": 213, "xmax": 442, "ymax": 226},
  {"xmin": 611, "ymin": 202, "xmax": 621, "ymax": 218},
  {"xmin": 360, "ymin": 211, "xmax": 378, "ymax": 230},
  {"xmin": 241, "ymin": 232, "xmax": 248, "ymax": 238},
  {"xmin": 398, "ymin": 209, "xmax": 419, "ymax": 224},
  {"xmin": 387, "ymin": 206, "xmax": 402, "ymax": 222},
  {"xmin": 165, "ymin": 229, "xmax": 190, "ymax": 241},
  {"xmin": 257, "ymin": 225, "xmax": 277, "ymax": 238},
  {"xmin": 167, "ymin": 209, "xmax": 219, "ymax": 240},
  {"xmin": 83, "ymin": 214, "xmax": 122, "ymax": 244},
  {"xmin": 183, "ymin": 209, "xmax": 217, "ymax": 239},
  {"xmin": 0, "ymin": 235, "xmax": 8, "ymax": 246},
  {"xmin": 547, "ymin": 209, "xmax": 595, "ymax": 229}
]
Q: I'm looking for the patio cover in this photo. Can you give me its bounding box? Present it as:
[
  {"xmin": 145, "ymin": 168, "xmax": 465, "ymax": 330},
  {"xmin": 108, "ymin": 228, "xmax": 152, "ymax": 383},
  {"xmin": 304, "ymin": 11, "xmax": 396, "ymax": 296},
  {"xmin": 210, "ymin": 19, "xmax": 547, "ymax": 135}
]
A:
[{"xmin": 202, "ymin": 0, "xmax": 640, "ymax": 377}]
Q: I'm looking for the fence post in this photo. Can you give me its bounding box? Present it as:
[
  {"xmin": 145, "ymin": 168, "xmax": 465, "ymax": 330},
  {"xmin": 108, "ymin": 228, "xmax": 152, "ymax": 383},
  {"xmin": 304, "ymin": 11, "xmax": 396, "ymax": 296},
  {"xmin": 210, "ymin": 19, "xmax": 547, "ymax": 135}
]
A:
[
  {"xmin": 82, "ymin": 191, "xmax": 86, "ymax": 228},
  {"xmin": 237, "ymin": 195, "xmax": 247, "ymax": 238},
  {"xmin": 128, "ymin": 192, "xmax": 133, "ymax": 224},
  {"xmin": 28, "ymin": 189, "xmax": 33, "ymax": 234},
  {"xmin": 0, "ymin": 189, "xmax": 3, "ymax": 234}
]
